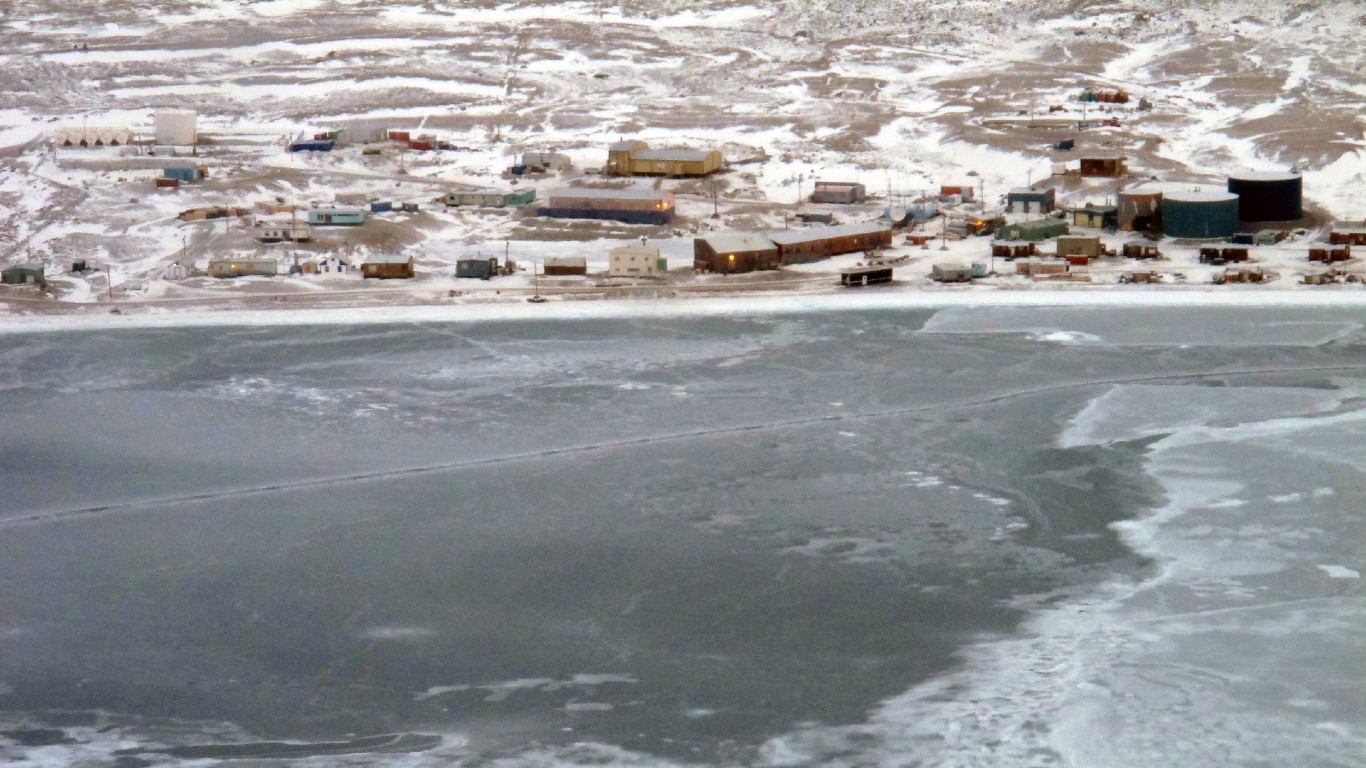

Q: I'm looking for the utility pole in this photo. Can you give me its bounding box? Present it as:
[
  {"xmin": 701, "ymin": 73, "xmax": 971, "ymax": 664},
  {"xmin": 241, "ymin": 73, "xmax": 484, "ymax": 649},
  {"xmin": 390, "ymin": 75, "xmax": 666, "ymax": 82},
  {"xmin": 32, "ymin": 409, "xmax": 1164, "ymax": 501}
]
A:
[
  {"xmin": 710, "ymin": 179, "xmax": 719, "ymax": 218},
  {"xmin": 940, "ymin": 213, "xmax": 948, "ymax": 251}
]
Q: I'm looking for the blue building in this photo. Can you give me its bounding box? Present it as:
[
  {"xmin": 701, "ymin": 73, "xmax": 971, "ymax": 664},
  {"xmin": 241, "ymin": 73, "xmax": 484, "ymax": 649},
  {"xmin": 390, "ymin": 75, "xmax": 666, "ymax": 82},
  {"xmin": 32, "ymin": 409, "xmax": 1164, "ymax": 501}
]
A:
[
  {"xmin": 307, "ymin": 207, "xmax": 367, "ymax": 226},
  {"xmin": 290, "ymin": 139, "xmax": 335, "ymax": 152},
  {"xmin": 163, "ymin": 166, "xmax": 203, "ymax": 183}
]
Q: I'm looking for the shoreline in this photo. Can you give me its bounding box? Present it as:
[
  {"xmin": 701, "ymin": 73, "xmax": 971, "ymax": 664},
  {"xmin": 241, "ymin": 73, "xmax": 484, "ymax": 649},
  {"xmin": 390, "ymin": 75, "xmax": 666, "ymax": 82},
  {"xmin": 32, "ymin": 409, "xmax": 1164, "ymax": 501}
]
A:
[{"xmin": 5, "ymin": 287, "xmax": 1366, "ymax": 334}]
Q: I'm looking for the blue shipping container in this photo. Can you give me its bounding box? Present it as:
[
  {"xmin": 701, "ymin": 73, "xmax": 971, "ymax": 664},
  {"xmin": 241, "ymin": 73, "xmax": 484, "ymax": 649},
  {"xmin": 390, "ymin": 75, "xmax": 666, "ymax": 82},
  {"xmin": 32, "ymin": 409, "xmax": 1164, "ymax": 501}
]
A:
[
  {"xmin": 370, "ymin": 201, "xmax": 393, "ymax": 213},
  {"xmin": 163, "ymin": 167, "xmax": 199, "ymax": 182},
  {"xmin": 1058, "ymin": 138, "xmax": 1075, "ymax": 150},
  {"xmin": 290, "ymin": 140, "xmax": 335, "ymax": 152},
  {"xmin": 1230, "ymin": 232, "xmax": 1255, "ymax": 245}
]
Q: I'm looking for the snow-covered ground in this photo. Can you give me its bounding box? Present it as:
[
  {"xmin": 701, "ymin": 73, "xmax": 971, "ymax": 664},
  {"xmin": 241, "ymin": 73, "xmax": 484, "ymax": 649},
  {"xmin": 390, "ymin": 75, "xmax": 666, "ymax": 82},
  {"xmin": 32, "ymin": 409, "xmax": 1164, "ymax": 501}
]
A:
[{"xmin": 0, "ymin": 0, "xmax": 1363, "ymax": 315}]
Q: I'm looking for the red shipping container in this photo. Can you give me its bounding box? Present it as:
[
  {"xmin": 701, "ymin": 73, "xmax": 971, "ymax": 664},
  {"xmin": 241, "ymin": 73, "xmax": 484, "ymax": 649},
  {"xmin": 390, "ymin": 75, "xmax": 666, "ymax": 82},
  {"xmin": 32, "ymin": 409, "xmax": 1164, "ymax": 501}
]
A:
[
  {"xmin": 388, "ymin": 131, "xmax": 410, "ymax": 142},
  {"xmin": 1066, "ymin": 255, "xmax": 1090, "ymax": 266},
  {"xmin": 408, "ymin": 140, "xmax": 433, "ymax": 151},
  {"xmin": 155, "ymin": 178, "xmax": 180, "ymax": 189}
]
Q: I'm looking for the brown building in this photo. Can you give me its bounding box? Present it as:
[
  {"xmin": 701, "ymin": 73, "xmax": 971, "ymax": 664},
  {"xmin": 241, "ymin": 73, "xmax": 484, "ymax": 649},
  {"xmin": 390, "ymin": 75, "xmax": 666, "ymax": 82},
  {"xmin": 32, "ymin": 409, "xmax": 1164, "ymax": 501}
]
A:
[
  {"xmin": 543, "ymin": 255, "xmax": 588, "ymax": 276},
  {"xmin": 1329, "ymin": 224, "xmax": 1366, "ymax": 246},
  {"xmin": 766, "ymin": 222, "xmax": 893, "ymax": 265},
  {"xmin": 1080, "ymin": 155, "xmax": 1127, "ymax": 178},
  {"xmin": 606, "ymin": 140, "xmax": 723, "ymax": 177},
  {"xmin": 1118, "ymin": 186, "xmax": 1163, "ymax": 231},
  {"xmin": 361, "ymin": 254, "xmax": 414, "ymax": 279},
  {"xmin": 1056, "ymin": 235, "xmax": 1103, "ymax": 259},
  {"xmin": 694, "ymin": 233, "xmax": 779, "ymax": 273},
  {"xmin": 810, "ymin": 181, "xmax": 866, "ymax": 204}
]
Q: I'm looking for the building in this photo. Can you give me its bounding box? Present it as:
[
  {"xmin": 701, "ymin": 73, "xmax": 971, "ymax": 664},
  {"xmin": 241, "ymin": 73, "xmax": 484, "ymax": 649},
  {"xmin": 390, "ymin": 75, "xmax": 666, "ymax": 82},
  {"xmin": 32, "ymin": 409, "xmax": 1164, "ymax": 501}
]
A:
[
  {"xmin": 253, "ymin": 221, "xmax": 311, "ymax": 243},
  {"xmin": 1079, "ymin": 154, "xmax": 1126, "ymax": 177},
  {"xmin": 1007, "ymin": 187, "xmax": 1056, "ymax": 215},
  {"xmin": 1227, "ymin": 171, "xmax": 1303, "ymax": 222},
  {"xmin": 361, "ymin": 254, "xmax": 414, "ymax": 279},
  {"xmin": 992, "ymin": 241, "xmax": 1037, "ymax": 259},
  {"xmin": 456, "ymin": 258, "xmax": 498, "ymax": 279},
  {"xmin": 521, "ymin": 152, "xmax": 571, "ymax": 172},
  {"xmin": 289, "ymin": 139, "xmax": 334, "ymax": 152},
  {"xmin": 307, "ymin": 207, "xmax": 366, "ymax": 226},
  {"xmin": 940, "ymin": 184, "xmax": 975, "ymax": 201},
  {"xmin": 543, "ymin": 255, "xmax": 587, "ymax": 276},
  {"xmin": 207, "ymin": 256, "xmax": 277, "ymax": 278},
  {"xmin": 163, "ymin": 165, "xmax": 204, "ymax": 183},
  {"xmin": 766, "ymin": 222, "xmax": 893, "ymax": 265},
  {"xmin": 54, "ymin": 126, "xmax": 135, "ymax": 147},
  {"xmin": 998, "ymin": 218, "xmax": 1068, "ymax": 241},
  {"xmin": 1163, "ymin": 191, "xmax": 1240, "ymax": 239},
  {"xmin": 608, "ymin": 242, "xmax": 667, "ymax": 277},
  {"xmin": 1015, "ymin": 259, "xmax": 1069, "ymax": 276},
  {"xmin": 841, "ymin": 265, "xmax": 893, "ymax": 286},
  {"xmin": 931, "ymin": 263, "xmax": 973, "ymax": 283},
  {"xmin": 538, "ymin": 187, "xmax": 675, "ymax": 225},
  {"xmin": 1329, "ymin": 223, "xmax": 1366, "ymax": 246},
  {"xmin": 606, "ymin": 140, "xmax": 723, "ymax": 177},
  {"xmin": 438, "ymin": 189, "xmax": 536, "ymax": 208},
  {"xmin": 693, "ymin": 233, "xmax": 780, "ymax": 273},
  {"xmin": 1056, "ymin": 235, "xmax": 1103, "ymax": 259},
  {"xmin": 1070, "ymin": 204, "xmax": 1117, "ymax": 229},
  {"xmin": 1, "ymin": 263, "xmax": 45, "ymax": 285},
  {"xmin": 810, "ymin": 181, "xmax": 866, "ymax": 204},
  {"xmin": 154, "ymin": 109, "xmax": 197, "ymax": 146},
  {"xmin": 1118, "ymin": 185, "xmax": 1163, "ymax": 231}
]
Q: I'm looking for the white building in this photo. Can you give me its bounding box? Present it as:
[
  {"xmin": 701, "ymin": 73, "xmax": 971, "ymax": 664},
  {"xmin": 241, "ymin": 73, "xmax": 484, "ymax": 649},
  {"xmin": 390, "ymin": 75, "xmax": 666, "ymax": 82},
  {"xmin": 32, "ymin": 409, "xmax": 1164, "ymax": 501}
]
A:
[
  {"xmin": 608, "ymin": 242, "xmax": 665, "ymax": 277},
  {"xmin": 154, "ymin": 109, "xmax": 197, "ymax": 146},
  {"xmin": 53, "ymin": 126, "xmax": 135, "ymax": 147}
]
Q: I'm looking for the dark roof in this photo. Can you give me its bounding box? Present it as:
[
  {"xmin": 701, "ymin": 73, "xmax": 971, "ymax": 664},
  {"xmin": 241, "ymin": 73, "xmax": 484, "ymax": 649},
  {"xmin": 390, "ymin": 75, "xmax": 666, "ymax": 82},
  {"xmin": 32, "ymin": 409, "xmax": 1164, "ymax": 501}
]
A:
[
  {"xmin": 767, "ymin": 222, "xmax": 890, "ymax": 245},
  {"xmin": 549, "ymin": 187, "xmax": 670, "ymax": 201}
]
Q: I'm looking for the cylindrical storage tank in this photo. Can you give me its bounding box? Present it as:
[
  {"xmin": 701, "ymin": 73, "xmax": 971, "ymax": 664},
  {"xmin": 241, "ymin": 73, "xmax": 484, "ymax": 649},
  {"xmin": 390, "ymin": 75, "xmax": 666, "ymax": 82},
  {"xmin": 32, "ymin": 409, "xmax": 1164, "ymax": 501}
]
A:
[
  {"xmin": 1163, "ymin": 191, "xmax": 1240, "ymax": 239},
  {"xmin": 1118, "ymin": 188, "xmax": 1162, "ymax": 231},
  {"xmin": 155, "ymin": 109, "xmax": 197, "ymax": 146},
  {"xmin": 1227, "ymin": 171, "xmax": 1302, "ymax": 222}
]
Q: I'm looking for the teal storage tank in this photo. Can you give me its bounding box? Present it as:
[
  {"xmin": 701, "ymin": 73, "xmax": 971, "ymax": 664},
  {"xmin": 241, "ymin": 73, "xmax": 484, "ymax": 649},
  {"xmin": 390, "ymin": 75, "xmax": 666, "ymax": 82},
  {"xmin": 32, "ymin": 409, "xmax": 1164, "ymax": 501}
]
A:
[{"xmin": 1163, "ymin": 191, "xmax": 1240, "ymax": 239}]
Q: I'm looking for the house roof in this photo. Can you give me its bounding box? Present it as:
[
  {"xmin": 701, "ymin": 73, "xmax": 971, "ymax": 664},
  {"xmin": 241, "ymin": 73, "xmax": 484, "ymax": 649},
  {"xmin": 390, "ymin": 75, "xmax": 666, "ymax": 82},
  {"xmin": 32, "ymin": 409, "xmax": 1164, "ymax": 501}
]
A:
[
  {"xmin": 1008, "ymin": 187, "xmax": 1054, "ymax": 197},
  {"xmin": 767, "ymin": 222, "xmax": 890, "ymax": 245},
  {"xmin": 814, "ymin": 181, "xmax": 863, "ymax": 189},
  {"xmin": 699, "ymin": 233, "xmax": 776, "ymax": 253},
  {"xmin": 550, "ymin": 187, "xmax": 671, "ymax": 202},
  {"xmin": 366, "ymin": 254, "xmax": 411, "ymax": 264},
  {"xmin": 632, "ymin": 148, "xmax": 715, "ymax": 162},
  {"xmin": 3, "ymin": 263, "xmax": 44, "ymax": 272}
]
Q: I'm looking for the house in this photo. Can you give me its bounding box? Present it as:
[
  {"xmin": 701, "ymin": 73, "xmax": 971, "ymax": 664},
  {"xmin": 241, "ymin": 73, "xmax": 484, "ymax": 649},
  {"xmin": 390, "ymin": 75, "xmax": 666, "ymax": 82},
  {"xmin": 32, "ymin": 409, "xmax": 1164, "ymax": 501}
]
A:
[
  {"xmin": 1122, "ymin": 242, "xmax": 1162, "ymax": 259},
  {"xmin": 841, "ymin": 265, "xmax": 893, "ymax": 286},
  {"xmin": 539, "ymin": 187, "xmax": 675, "ymax": 225},
  {"xmin": 543, "ymin": 255, "xmax": 587, "ymax": 276},
  {"xmin": 1328, "ymin": 223, "xmax": 1366, "ymax": 246},
  {"xmin": 1079, "ymin": 155, "xmax": 1126, "ymax": 178},
  {"xmin": 694, "ymin": 233, "xmax": 780, "ymax": 273},
  {"xmin": 606, "ymin": 140, "xmax": 723, "ymax": 177},
  {"xmin": 1070, "ymin": 204, "xmax": 1118, "ymax": 229},
  {"xmin": 361, "ymin": 254, "xmax": 414, "ymax": 279},
  {"xmin": 998, "ymin": 218, "xmax": 1069, "ymax": 241},
  {"xmin": 608, "ymin": 242, "xmax": 667, "ymax": 277},
  {"xmin": 1015, "ymin": 259, "xmax": 1069, "ymax": 276},
  {"xmin": 810, "ymin": 182, "xmax": 866, "ymax": 204},
  {"xmin": 207, "ymin": 256, "xmax": 277, "ymax": 278},
  {"xmin": 1007, "ymin": 187, "xmax": 1056, "ymax": 215},
  {"xmin": 307, "ymin": 207, "xmax": 366, "ymax": 226},
  {"xmin": 1, "ymin": 263, "xmax": 45, "ymax": 285},
  {"xmin": 1056, "ymin": 235, "xmax": 1103, "ymax": 259},
  {"xmin": 253, "ymin": 221, "xmax": 311, "ymax": 243},
  {"xmin": 766, "ymin": 222, "xmax": 893, "ymax": 265},
  {"xmin": 438, "ymin": 189, "xmax": 536, "ymax": 208}
]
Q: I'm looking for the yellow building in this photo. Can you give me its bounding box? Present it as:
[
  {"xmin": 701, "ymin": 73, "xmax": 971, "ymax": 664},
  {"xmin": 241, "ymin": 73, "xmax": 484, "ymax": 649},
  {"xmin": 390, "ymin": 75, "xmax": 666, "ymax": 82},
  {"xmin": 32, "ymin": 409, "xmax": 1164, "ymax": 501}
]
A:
[{"xmin": 606, "ymin": 140, "xmax": 723, "ymax": 177}]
